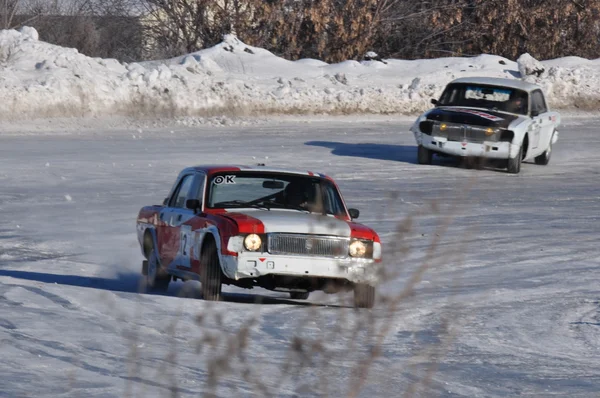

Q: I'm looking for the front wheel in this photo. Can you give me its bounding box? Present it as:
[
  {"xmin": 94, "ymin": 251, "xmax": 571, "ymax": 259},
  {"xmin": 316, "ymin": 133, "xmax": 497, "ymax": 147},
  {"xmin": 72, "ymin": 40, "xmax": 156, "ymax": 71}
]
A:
[
  {"xmin": 417, "ymin": 145, "xmax": 433, "ymax": 165},
  {"xmin": 290, "ymin": 292, "xmax": 309, "ymax": 300},
  {"xmin": 354, "ymin": 284, "xmax": 375, "ymax": 309},
  {"xmin": 507, "ymin": 145, "xmax": 523, "ymax": 174},
  {"xmin": 200, "ymin": 240, "xmax": 222, "ymax": 301}
]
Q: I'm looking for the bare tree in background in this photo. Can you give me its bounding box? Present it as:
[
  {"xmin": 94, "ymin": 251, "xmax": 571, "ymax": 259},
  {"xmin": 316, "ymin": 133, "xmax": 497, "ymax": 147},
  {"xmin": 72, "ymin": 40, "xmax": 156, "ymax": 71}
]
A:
[
  {"xmin": 375, "ymin": 0, "xmax": 600, "ymax": 60},
  {"xmin": 1, "ymin": 0, "xmax": 21, "ymax": 29},
  {"xmin": 139, "ymin": 0, "xmax": 401, "ymax": 62},
  {"xmin": 373, "ymin": 1, "xmax": 473, "ymax": 59},
  {"xmin": 8, "ymin": 0, "xmax": 142, "ymax": 61},
  {"xmin": 249, "ymin": 0, "xmax": 390, "ymax": 62},
  {"xmin": 138, "ymin": 0, "xmax": 256, "ymax": 59}
]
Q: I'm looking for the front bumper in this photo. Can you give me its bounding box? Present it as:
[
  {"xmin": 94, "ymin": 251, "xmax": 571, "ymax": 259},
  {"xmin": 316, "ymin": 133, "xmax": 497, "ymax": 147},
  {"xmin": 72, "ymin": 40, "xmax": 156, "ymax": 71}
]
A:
[
  {"xmin": 414, "ymin": 131, "xmax": 520, "ymax": 159},
  {"xmin": 220, "ymin": 251, "xmax": 379, "ymax": 286}
]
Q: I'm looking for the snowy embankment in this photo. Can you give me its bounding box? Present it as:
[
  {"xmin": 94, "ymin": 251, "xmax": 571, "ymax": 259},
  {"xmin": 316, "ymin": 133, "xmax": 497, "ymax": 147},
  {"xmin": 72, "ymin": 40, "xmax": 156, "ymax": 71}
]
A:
[{"xmin": 1, "ymin": 26, "xmax": 599, "ymax": 120}]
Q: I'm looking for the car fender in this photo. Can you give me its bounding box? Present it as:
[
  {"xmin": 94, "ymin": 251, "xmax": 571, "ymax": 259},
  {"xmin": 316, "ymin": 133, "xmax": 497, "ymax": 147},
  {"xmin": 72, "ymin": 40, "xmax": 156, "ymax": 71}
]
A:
[
  {"xmin": 507, "ymin": 118, "xmax": 530, "ymax": 158},
  {"xmin": 410, "ymin": 113, "xmax": 431, "ymax": 145},
  {"xmin": 138, "ymin": 224, "xmax": 161, "ymax": 264},
  {"xmin": 193, "ymin": 225, "xmax": 233, "ymax": 278}
]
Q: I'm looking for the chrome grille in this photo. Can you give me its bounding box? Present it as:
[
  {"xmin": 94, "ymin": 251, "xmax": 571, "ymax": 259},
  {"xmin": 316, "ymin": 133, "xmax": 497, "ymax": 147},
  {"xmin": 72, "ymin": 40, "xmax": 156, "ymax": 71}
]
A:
[
  {"xmin": 435, "ymin": 123, "xmax": 499, "ymax": 143},
  {"xmin": 268, "ymin": 234, "xmax": 349, "ymax": 258}
]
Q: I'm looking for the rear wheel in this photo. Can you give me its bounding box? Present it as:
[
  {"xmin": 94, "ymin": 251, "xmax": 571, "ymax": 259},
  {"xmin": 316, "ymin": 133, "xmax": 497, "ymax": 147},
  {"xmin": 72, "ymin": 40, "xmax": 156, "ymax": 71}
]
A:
[
  {"xmin": 417, "ymin": 145, "xmax": 433, "ymax": 165},
  {"xmin": 200, "ymin": 239, "xmax": 222, "ymax": 301},
  {"xmin": 290, "ymin": 292, "xmax": 309, "ymax": 300},
  {"xmin": 535, "ymin": 134, "xmax": 553, "ymax": 165},
  {"xmin": 354, "ymin": 284, "xmax": 375, "ymax": 309},
  {"xmin": 507, "ymin": 145, "xmax": 523, "ymax": 174},
  {"xmin": 144, "ymin": 248, "xmax": 171, "ymax": 293}
]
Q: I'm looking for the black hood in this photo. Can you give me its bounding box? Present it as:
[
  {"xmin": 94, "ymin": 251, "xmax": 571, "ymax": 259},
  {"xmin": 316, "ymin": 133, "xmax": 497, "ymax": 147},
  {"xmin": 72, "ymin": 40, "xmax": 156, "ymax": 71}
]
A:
[{"xmin": 426, "ymin": 107, "xmax": 520, "ymax": 128}]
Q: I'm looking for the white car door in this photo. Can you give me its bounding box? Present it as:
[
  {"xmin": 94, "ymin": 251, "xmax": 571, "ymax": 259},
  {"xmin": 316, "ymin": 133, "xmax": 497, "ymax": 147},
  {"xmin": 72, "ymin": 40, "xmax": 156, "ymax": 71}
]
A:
[
  {"xmin": 530, "ymin": 90, "xmax": 553, "ymax": 154},
  {"xmin": 530, "ymin": 115, "xmax": 542, "ymax": 151}
]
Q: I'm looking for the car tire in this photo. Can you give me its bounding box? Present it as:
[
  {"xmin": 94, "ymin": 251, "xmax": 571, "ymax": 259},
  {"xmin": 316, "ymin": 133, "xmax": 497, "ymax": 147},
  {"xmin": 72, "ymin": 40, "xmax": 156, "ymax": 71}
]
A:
[
  {"xmin": 507, "ymin": 145, "xmax": 523, "ymax": 174},
  {"xmin": 535, "ymin": 134, "xmax": 553, "ymax": 165},
  {"xmin": 354, "ymin": 284, "xmax": 375, "ymax": 309},
  {"xmin": 290, "ymin": 292, "xmax": 309, "ymax": 300},
  {"xmin": 417, "ymin": 145, "xmax": 433, "ymax": 165},
  {"xmin": 144, "ymin": 248, "xmax": 171, "ymax": 293},
  {"xmin": 200, "ymin": 239, "xmax": 222, "ymax": 301}
]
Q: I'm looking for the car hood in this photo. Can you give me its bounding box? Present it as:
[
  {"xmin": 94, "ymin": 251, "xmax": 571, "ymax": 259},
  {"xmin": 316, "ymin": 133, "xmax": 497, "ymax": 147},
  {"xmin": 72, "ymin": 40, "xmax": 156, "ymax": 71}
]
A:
[
  {"xmin": 426, "ymin": 107, "xmax": 525, "ymax": 129},
  {"xmin": 224, "ymin": 209, "xmax": 353, "ymax": 236}
]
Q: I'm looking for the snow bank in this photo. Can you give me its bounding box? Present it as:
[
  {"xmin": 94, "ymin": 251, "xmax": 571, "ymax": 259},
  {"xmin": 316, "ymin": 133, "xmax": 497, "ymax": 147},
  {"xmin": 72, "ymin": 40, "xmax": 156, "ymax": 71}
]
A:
[{"xmin": 1, "ymin": 28, "xmax": 599, "ymax": 120}]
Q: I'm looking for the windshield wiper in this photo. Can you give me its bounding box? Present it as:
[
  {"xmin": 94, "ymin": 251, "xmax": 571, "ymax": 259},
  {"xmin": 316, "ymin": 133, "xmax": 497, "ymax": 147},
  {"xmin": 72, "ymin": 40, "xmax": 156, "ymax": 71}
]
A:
[{"xmin": 215, "ymin": 200, "xmax": 270, "ymax": 210}]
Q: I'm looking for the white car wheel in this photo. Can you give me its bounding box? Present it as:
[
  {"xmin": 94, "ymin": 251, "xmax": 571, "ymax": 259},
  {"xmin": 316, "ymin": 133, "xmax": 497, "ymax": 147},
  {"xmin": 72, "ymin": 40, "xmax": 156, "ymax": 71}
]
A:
[
  {"xmin": 417, "ymin": 145, "xmax": 433, "ymax": 165},
  {"xmin": 535, "ymin": 132, "xmax": 553, "ymax": 165},
  {"xmin": 290, "ymin": 292, "xmax": 309, "ymax": 300},
  {"xmin": 507, "ymin": 145, "xmax": 523, "ymax": 174}
]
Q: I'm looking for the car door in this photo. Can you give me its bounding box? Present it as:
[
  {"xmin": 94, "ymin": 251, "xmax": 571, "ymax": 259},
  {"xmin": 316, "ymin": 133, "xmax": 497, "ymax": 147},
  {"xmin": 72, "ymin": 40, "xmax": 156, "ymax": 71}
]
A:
[
  {"xmin": 158, "ymin": 173, "xmax": 197, "ymax": 268},
  {"xmin": 530, "ymin": 90, "xmax": 552, "ymax": 154},
  {"xmin": 155, "ymin": 177, "xmax": 182, "ymax": 266},
  {"xmin": 171, "ymin": 173, "xmax": 206, "ymax": 270}
]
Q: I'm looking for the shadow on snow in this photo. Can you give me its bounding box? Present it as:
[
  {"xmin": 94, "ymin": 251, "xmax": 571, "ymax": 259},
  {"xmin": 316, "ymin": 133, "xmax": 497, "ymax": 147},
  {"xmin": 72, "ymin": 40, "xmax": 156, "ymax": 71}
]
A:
[
  {"xmin": 0, "ymin": 269, "xmax": 349, "ymax": 308},
  {"xmin": 305, "ymin": 140, "xmax": 511, "ymax": 172},
  {"xmin": 305, "ymin": 141, "xmax": 418, "ymax": 164}
]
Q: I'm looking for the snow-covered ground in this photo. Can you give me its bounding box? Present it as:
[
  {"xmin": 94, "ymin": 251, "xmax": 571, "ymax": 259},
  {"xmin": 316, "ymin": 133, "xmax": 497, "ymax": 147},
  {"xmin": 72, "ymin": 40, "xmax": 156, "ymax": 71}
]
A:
[
  {"xmin": 1, "ymin": 116, "xmax": 599, "ymax": 397},
  {"xmin": 1, "ymin": 27, "xmax": 600, "ymax": 121}
]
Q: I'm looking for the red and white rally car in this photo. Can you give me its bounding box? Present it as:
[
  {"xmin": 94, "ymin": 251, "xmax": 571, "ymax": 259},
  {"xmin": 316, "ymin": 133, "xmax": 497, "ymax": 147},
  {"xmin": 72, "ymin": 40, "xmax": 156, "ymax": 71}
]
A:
[{"xmin": 136, "ymin": 165, "xmax": 382, "ymax": 308}]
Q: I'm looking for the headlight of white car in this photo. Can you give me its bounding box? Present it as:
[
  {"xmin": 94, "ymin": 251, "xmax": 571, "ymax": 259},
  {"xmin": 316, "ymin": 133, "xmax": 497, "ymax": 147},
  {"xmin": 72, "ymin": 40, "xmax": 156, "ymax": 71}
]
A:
[
  {"xmin": 244, "ymin": 234, "xmax": 262, "ymax": 251},
  {"xmin": 349, "ymin": 239, "xmax": 370, "ymax": 258}
]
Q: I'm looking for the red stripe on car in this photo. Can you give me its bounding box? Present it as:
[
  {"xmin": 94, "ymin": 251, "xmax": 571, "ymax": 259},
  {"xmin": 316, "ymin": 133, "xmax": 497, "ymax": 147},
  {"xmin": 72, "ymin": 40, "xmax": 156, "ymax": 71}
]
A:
[
  {"xmin": 349, "ymin": 223, "xmax": 379, "ymax": 241},
  {"xmin": 222, "ymin": 212, "xmax": 266, "ymax": 234}
]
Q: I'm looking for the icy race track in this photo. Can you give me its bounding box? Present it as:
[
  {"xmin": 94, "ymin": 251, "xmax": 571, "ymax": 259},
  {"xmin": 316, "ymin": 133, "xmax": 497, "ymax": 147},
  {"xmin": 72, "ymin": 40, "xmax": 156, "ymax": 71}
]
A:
[{"xmin": 0, "ymin": 116, "xmax": 599, "ymax": 398}]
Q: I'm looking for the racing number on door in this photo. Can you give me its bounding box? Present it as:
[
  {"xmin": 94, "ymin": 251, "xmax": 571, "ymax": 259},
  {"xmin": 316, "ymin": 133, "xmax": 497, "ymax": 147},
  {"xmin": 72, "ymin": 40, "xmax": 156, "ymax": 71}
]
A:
[{"xmin": 179, "ymin": 225, "xmax": 192, "ymax": 268}]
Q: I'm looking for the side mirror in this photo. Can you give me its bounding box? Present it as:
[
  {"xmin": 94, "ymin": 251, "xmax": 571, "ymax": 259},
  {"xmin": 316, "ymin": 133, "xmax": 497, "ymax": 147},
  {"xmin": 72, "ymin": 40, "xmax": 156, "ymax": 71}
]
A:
[
  {"xmin": 431, "ymin": 98, "xmax": 438, "ymax": 105},
  {"xmin": 163, "ymin": 198, "xmax": 169, "ymax": 205},
  {"xmin": 186, "ymin": 199, "xmax": 201, "ymax": 213},
  {"xmin": 348, "ymin": 208, "xmax": 360, "ymax": 219},
  {"xmin": 531, "ymin": 109, "xmax": 539, "ymax": 117}
]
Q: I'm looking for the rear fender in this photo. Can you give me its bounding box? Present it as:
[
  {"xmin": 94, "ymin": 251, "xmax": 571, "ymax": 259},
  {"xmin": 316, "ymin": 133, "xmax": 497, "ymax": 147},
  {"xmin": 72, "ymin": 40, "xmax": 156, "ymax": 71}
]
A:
[{"xmin": 139, "ymin": 225, "xmax": 160, "ymax": 265}]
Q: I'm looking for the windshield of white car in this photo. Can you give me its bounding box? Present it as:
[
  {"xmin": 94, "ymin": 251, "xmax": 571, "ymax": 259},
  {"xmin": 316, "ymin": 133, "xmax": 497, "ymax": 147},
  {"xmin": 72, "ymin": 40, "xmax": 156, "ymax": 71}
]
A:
[
  {"xmin": 437, "ymin": 83, "xmax": 529, "ymax": 115},
  {"xmin": 206, "ymin": 172, "xmax": 347, "ymax": 216}
]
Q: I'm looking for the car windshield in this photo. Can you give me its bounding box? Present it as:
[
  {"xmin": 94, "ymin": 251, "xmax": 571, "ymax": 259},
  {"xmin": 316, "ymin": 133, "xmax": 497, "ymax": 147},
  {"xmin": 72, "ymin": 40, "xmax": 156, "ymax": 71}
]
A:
[
  {"xmin": 206, "ymin": 172, "xmax": 347, "ymax": 216},
  {"xmin": 438, "ymin": 83, "xmax": 529, "ymax": 115}
]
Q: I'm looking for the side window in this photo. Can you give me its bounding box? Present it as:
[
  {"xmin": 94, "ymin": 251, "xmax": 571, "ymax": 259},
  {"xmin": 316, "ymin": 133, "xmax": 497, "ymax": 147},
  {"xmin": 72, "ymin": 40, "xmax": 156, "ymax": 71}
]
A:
[
  {"xmin": 531, "ymin": 90, "xmax": 547, "ymax": 114},
  {"xmin": 169, "ymin": 175, "xmax": 195, "ymax": 208}
]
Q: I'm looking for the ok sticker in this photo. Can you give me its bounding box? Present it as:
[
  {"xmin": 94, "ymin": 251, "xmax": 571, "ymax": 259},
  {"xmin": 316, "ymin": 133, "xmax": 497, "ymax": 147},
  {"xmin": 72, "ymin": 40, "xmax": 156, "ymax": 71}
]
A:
[{"xmin": 214, "ymin": 175, "xmax": 236, "ymax": 185}]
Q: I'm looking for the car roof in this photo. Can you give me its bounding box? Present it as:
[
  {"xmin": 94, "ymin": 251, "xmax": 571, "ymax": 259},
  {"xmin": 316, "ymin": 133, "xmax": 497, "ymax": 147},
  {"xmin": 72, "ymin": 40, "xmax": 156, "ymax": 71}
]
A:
[
  {"xmin": 448, "ymin": 77, "xmax": 541, "ymax": 93},
  {"xmin": 180, "ymin": 164, "xmax": 332, "ymax": 179}
]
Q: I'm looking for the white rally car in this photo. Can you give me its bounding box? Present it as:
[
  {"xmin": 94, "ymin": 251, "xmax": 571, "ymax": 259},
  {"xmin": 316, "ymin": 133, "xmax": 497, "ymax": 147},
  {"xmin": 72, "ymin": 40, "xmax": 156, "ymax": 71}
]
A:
[{"xmin": 410, "ymin": 77, "xmax": 561, "ymax": 173}]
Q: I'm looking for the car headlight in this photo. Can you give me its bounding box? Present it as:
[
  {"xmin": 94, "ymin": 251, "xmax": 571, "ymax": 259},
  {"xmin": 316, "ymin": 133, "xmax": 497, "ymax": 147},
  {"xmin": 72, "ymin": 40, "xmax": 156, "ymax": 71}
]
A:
[
  {"xmin": 244, "ymin": 234, "xmax": 262, "ymax": 251},
  {"xmin": 349, "ymin": 240, "xmax": 367, "ymax": 257}
]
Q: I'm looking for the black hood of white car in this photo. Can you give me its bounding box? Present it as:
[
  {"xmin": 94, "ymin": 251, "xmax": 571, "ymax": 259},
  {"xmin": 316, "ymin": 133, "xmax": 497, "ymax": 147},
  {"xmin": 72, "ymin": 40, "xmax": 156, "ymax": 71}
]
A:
[{"xmin": 426, "ymin": 107, "xmax": 521, "ymax": 128}]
